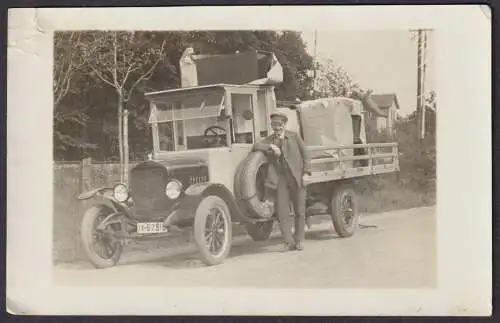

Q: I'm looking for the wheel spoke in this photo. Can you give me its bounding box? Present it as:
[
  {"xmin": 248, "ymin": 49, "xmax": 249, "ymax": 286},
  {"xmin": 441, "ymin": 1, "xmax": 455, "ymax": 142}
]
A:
[
  {"xmin": 99, "ymin": 242, "xmax": 107, "ymax": 258},
  {"xmin": 213, "ymin": 213, "xmax": 221, "ymax": 227},
  {"xmin": 104, "ymin": 242, "xmax": 113, "ymax": 258},
  {"xmin": 92, "ymin": 240, "xmax": 102, "ymax": 256},
  {"xmin": 207, "ymin": 234, "xmax": 214, "ymax": 251},
  {"xmin": 205, "ymin": 231, "xmax": 213, "ymax": 244},
  {"xmin": 213, "ymin": 231, "xmax": 224, "ymax": 246}
]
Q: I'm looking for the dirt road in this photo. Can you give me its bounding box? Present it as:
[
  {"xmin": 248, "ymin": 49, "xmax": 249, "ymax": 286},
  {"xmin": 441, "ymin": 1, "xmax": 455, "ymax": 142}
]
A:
[{"xmin": 53, "ymin": 206, "xmax": 436, "ymax": 288}]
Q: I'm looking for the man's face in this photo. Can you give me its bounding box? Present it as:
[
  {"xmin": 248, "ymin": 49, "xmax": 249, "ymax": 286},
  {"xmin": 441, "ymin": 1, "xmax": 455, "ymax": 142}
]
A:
[{"xmin": 271, "ymin": 117, "xmax": 286, "ymax": 135}]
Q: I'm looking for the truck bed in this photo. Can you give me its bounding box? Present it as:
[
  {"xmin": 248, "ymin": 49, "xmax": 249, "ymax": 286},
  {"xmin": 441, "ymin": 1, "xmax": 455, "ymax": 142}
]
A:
[{"xmin": 303, "ymin": 142, "xmax": 400, "ymax": 185}]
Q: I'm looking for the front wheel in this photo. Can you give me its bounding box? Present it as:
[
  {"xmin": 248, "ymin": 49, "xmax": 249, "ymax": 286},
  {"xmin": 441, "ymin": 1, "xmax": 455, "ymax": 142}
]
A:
[
  {"xmin": 193, "ymin": 195, "xmax": 232, "ymax": 266},
  {"xmin": 80, "ymin": 205, "xmax": 123, "ymax": 269},
  {"xmin": 330, "ymin": 186, "xmax": 359, "ymax": 237}
]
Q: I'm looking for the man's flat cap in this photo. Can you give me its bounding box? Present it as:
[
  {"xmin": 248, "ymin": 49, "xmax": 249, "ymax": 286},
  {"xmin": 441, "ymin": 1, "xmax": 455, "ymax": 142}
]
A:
[{"xmin": 270, "ymin": 111, "xmax": 288, "ymax": 122}]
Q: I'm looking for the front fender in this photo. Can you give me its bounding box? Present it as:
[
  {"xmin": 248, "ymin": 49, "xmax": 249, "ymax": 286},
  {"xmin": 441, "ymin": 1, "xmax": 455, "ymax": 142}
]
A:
[
  {"xmin": 77, "ymin": 187, "xmax": 131, "ymax": 214},
  {"xmin": 77, "ymin": 187, "xmax": 111, "ymax": 200},
  {"xmin": 180, "ymin": 182, "xmax": 257, "ymax": 224}
]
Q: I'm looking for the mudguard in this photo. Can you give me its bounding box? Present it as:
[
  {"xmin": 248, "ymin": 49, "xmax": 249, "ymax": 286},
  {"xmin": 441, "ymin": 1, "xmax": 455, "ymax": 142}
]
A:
[
  {"xmin": 77, "ymin": 187, "xmax": 131, "ymax": 214},
  {"xmin": 180, "ymin": 182, "xmax": 257, "ymax": 224}
]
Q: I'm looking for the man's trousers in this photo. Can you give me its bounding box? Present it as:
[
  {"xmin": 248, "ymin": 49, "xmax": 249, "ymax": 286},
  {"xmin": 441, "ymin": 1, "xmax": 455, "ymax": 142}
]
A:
[{"xmin": 275, "ymin": 170, "xmax": 307, "ymax": 246}]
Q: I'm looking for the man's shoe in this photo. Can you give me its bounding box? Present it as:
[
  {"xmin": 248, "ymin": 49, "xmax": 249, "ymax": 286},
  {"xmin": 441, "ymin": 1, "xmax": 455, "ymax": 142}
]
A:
[
  {"xmin": 295, "ymin": 243, "xmax": 304, "ymax": 251},
  {"xmin": 283, "ymin": 243, "xmax": 295, "ymax": 252}
]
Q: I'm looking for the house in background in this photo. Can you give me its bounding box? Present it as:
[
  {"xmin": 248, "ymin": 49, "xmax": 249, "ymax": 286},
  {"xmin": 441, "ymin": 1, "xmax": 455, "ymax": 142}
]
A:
[{"xmin": 364, "ymin": 93, "xmax": 400, "ymax": 137}]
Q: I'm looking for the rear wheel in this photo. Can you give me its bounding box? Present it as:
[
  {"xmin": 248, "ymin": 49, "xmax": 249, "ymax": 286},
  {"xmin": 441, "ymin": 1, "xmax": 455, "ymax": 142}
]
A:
[
  {"xmin": 245, "ymin": 220, "xmax": 275, "ymax": 242},
  {"xmin": 80, "ymin": 205, "xmax": 123, "ymax": 269},
  {"xmin": 330, "ymin": 186, "xmax": 359, "ymax": 237},
  {"xmin": 193, "ymin": 195, "xmax": 232, "ymax": 266}
]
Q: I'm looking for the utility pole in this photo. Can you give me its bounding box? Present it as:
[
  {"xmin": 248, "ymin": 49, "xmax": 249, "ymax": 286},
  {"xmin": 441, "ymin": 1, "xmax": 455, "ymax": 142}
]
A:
[
  {"xmin": 420, "ymin": 30, "xmax": 428, "ymax": 139},
  {"xmin": 412, "ymin": 29, "xmax": 428, "ymax": 139},
  {"xmin": 312, "ymin": 29, "xmax": 318, "ymax": 98},
  {"xmin": 416, "ymin": 30, "xmax": 423, "ymax": 139}
]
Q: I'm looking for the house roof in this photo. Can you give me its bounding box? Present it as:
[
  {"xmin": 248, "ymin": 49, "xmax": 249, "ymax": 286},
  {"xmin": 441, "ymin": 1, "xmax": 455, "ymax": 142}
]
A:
[{"xmin": 370, "ymin": 93, "xmax": 400, "ymax": 110}]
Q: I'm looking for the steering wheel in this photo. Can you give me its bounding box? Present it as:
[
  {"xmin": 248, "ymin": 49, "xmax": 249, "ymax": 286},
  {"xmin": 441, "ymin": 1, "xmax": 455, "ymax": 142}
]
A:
[{"xmin": 203, "ymin": 125, "xmax": 227, "ymax": 147}]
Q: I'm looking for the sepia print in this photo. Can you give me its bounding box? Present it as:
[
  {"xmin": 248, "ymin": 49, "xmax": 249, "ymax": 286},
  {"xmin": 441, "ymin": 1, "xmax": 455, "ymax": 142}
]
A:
[
  {"xmin": 7, "ymin": 6, "xmax": 491, "ymax": 316},
  {"xmin": 52, "ymin": 28, "xmax": 437, "ymax": 288}
]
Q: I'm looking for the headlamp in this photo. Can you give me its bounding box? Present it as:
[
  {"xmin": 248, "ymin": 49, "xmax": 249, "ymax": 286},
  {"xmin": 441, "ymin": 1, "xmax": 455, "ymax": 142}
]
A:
[
  {"xmin": 165, "ymin": 180, "xmax": 182, "ymax": 199},
  {"xmin": 113, "ymin": 184, "xmax": 129, "ymax": 202}
]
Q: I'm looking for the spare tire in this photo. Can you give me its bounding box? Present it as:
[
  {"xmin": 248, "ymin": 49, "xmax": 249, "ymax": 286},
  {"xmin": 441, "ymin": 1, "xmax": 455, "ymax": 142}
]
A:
[{"xmin": 234, "ymin": 151, "xmax": 274, "ymax": 220}]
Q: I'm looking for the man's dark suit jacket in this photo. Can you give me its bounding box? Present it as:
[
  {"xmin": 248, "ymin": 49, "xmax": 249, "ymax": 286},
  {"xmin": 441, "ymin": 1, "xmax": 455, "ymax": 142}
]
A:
[{"xmin": 252, "ymin": 130, "xmax": 310, "ymax": 190}]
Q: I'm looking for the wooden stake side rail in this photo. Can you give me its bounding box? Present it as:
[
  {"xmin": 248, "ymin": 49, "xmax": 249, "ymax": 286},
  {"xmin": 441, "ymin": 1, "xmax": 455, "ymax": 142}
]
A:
[
  {"xmin": 303, "ymin": 142, "xmax": 400, "ymax": 185},
  {"xmin": 309, "ymin": 153, "xmax": 395, "ymax": 164},
  {"xmin": 306, "ymin": 142, "xmax": 398, "ymax": 151}
]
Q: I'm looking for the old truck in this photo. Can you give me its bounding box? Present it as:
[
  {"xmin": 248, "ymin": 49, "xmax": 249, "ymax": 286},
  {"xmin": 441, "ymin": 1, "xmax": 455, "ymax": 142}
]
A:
[{"xmin": 77, "ymin": 49, "xmax": 399, "ymax": 268}]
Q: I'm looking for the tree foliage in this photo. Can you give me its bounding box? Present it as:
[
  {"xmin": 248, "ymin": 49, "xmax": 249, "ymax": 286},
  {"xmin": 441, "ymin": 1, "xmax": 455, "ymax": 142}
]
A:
[
  {"xmin": 393, "ymin": 91, "xmax": 437, "ymax": 188},
  {"xmin": 313, "ymin": 58, "xmax": 361, "ymax": 98},
  {"xmin": 53, "ymin": 32, "xmax": 97, "ymax": 153},
  {"xmin": 53, "ymin": 30, "xmax": 315, "ymax": 161}
]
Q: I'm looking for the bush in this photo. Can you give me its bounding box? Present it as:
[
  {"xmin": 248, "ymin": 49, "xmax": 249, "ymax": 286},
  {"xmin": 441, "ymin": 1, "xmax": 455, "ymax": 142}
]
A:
[{"xmin": 356, "ymin": 106, "xmax": 436, "ymax": 214}]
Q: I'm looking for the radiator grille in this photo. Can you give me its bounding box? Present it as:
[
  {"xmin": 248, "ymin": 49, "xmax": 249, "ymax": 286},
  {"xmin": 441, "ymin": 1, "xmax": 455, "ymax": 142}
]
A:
[{"xmin": 130, "ymin": 165, "xmax": 170, "ymax": 215}]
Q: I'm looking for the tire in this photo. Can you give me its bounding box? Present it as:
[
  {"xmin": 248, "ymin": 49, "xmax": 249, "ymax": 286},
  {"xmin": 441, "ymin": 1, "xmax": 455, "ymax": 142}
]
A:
[
  {"xmin": 80, "ymin": 205, "xmax": 123, "ymax": 269},
  {"xmin": 235, "ymin": 151, "xmax": 273, "ymax": 219},
  {"xmin": 329, "ymin": 186, "xmax": 359, "ymax": 237},
  {"xmin": 245, "ymin": 220, "xmax": 275, "ymax": 241},
  {"xmin": 193, "ymin": 195, "xmax": 232, "ymax": 266}
]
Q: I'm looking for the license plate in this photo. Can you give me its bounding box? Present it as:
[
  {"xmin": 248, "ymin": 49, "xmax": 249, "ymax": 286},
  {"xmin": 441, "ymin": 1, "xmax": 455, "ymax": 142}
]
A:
[{"xmin": 137, "ymin": 222, "xmax": 168, "ymax": 234}]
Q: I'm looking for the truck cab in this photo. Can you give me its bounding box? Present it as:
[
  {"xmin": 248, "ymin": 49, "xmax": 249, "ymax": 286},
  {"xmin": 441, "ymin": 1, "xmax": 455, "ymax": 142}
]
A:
[{"xmin": 144, "ymin": 83, "xmax": 278, "ymax": 195}]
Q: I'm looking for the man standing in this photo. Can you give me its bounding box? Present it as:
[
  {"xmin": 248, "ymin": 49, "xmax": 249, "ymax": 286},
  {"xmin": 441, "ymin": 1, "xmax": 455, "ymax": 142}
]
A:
[{"xmin": 253, "ymin": 112, "xmax": 311, "ymax": 251}]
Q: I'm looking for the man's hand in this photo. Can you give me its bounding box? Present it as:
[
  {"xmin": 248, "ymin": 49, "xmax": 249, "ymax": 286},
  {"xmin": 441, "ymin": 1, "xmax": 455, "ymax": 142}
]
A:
[{"xmin": 269, "ymin": 144, "xmax": 281, "ymax": 156}]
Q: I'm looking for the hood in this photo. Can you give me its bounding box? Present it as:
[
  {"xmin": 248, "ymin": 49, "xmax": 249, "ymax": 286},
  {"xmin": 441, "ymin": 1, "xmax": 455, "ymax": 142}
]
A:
[
  {"xmin": 132, "ymin": 155, "xmax": 209, "ymax": 190},
  {"xmin": 134, "ymin": 155, "xmax": 207, "ymax": 172}
]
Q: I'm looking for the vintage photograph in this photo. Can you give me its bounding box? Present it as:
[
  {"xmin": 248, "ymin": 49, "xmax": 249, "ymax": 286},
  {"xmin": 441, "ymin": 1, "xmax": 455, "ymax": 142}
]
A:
[
  {"xmin": 52, "ymin": 28, "xmax": 437, "ymax": 288},
  {"xmin": 6, "ymin": 5, "xmax": 491, "ymax": 316}
]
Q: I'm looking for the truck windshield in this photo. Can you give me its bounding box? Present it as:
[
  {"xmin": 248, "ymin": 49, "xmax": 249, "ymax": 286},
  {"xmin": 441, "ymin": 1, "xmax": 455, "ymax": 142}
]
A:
[
  {"xmin": 157, "ymin": 116, "xmax": 228, "ymax": 151},
  {"xmin": 153, "ymin": 90, "xmax": 229, "ymax": 151}
]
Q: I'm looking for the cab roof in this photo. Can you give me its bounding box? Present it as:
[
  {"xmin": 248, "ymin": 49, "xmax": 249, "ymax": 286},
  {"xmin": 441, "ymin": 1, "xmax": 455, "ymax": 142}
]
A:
[{"xmin": 144, "ymin": 83, "xmax": 271, "ymax": 102}]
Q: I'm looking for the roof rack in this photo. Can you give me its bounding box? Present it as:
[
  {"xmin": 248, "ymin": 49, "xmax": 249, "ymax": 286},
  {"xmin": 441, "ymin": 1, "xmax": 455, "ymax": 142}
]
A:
[{"xmin": 276, "ymin": 100, "xmax": 301, "ymax": 108}]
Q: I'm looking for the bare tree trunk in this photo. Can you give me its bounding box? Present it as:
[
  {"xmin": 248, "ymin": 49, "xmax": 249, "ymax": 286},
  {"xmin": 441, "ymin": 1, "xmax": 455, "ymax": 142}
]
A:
[
  {"xmin": 123, "ymin": 107, "xmax": 129, "ymax": 185},
  {"xmin": 118, "ymin": 96, "xmax": 124, "ymax": 183}
]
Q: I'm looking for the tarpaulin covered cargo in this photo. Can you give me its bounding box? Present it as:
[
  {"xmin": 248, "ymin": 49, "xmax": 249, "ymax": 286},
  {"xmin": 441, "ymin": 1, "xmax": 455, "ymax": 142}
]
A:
[
  {"xmin": 179, "ymin": 48, "xmax": 283, "ymax": 88},
  {"xmin": 297, "ymin": 97, "xmax": 366, "ymax": 171}
]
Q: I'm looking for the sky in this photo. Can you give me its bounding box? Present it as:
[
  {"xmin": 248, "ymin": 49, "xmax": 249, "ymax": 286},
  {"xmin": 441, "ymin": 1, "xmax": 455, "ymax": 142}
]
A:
[{"xmin": 300, "ymin": 30, "xmax": 435, "ymax": 116}]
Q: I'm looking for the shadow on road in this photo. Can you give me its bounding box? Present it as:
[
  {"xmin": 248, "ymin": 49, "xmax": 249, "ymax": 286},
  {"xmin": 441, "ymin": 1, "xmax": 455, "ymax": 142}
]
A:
[
  {"xmin": 122, "ymin": 227, "xmax": 343, "ymax": 269},
  {"xmin": 123, "ymin": 235, "xmax": 288, "ymax": 269},
  {"xmin": 305, "ymin": 228, "xmax": 340, "ymax": 240},
  {"xmin": 58, "ymin": 222, "xmax": 348, "ymax": 271}
]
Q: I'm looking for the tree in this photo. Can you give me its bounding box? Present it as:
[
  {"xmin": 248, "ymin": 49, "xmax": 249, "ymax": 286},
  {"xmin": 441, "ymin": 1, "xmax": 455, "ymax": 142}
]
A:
[
  {"xmin": 53, "ymin": 32, "xmax": 98, "ymax": 157},
  {"xmin": 272, "ymin": 31, "xmax": 315, "ymax": 100},
  {"xmin": 78, "ymin": 31, "xmax": 167, "ymax": 183},
  {"xmin": 312, "ymin": 58, "xmax": 361, "ymax": 99}
]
